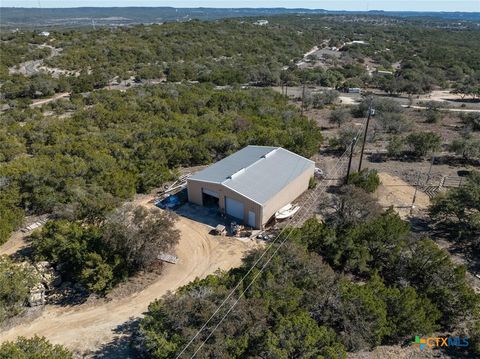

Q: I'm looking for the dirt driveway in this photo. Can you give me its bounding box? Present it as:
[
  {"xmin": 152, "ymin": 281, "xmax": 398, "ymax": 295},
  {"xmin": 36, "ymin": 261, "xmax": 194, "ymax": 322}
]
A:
[{"xmin": 0, "ymin": 215, "xmax": 259, "ymax": 354}]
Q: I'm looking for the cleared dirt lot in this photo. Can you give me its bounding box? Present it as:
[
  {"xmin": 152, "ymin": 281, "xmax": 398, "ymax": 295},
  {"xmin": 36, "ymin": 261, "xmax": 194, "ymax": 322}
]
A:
[
  {"xmin": 0, "ymin": 214, "xmax": 260, "ymax": 354},
  {"xmin": 375, "ymin": 172, "xmax": 430, "ymax": 218}
]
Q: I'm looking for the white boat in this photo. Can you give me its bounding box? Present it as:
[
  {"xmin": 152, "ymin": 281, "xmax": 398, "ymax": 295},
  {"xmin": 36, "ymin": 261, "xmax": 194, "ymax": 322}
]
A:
[{"xmin": 275, "ymin": 204, "xmax": 300, "ymax": 220}]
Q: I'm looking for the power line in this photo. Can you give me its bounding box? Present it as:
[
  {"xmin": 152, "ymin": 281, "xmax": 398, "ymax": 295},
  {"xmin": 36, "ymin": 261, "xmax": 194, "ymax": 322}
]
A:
[
  {"xmin": 175, "ymin": 114, "xmax": 369, "ymax": 358},
  {"xmin": 174, "ymin": 146, "xmax": 349, "ymax": 358},
  {"xmin": 358, "ymin": 99, "xmax": 374, "ymax": 172},
  {"xmin": 189, "ymin": 134, "xmax": 364, "ymax": 358},
  {"xmin": 179, "ymin": 114, "xmax": 369, "ymax": 358}
]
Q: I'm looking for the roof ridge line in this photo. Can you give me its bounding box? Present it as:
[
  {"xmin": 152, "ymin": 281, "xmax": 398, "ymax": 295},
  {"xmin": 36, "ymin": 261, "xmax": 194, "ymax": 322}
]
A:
[{"xmin": 221, "ymin": 147, "xmax": 279, "ymax": 183}]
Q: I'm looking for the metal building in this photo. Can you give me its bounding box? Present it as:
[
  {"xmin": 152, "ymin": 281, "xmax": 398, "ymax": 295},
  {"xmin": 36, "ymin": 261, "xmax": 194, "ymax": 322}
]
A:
[{"xmin": 187, "ymin": 145, "xmax": 315, "ymax": 229}]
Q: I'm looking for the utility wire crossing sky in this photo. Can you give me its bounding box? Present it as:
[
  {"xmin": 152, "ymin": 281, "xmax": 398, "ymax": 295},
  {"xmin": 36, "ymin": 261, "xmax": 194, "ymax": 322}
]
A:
[{"xmin": 2, "ymin": 1, "xmax": 480, "ymax": 12}]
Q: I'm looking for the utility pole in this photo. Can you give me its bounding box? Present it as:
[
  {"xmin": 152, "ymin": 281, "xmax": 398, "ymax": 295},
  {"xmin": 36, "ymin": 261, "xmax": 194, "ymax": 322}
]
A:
[
  {"xmin": 410, "ymin": 172, "xmax": 422, "ymax": 215},
  {"xmin": 425, "ymin": 154, "xmax": 435, "ymax": 185},
  {"xmin": 301, "ymin": 82, "xmax": 306, "ymax": 116},
  {"xmin": 357, "ymin": 100, "xmax": 374, "ymax": 172},
  {"xmin": 345, "ymin": 137, "xmax": 357, "ymax": 184}
]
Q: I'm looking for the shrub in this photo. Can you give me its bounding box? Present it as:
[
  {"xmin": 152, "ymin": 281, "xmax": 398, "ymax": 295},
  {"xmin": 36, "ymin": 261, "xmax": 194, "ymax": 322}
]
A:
[
  {"xmin": 387, "ymin": 135, "xmax": 405, "ymax": 158},
  {"xmin": 311, "ymin": 90, "xmax": 339, "ymax": 108},
  {"xmin": 376, "ymin": 112, "xmax": 412, "ymax": 133},
  {"xmin": 328, "ymin": 128, "xmax": 359, "ymax": 152},
  {"xmin": 425, "ymin": 109, "xmax": 442, "ymax": 123},
  {"xmin": 449, "ymin": 138, "xmax": 480, "ymax": 161},
  {"xmin": 406, "ymin": 132, "xmax": 442, "ymax": 158},
  {"xmin": 0, "ymin": 336, "xmax": 72, "ymax": 358},
  {"xmin": 460, "ymin": 112, "xmax": 480, "ymax": 131},
  {"xmin": 352, "ymin": 97, "xmax": 402, "ymax": 118},
  {"xmin": 329, "ymin": 108, "xmax": 350, "ymax": 128},
  {"xmin": 348, "ymin": 168, "xmax": 381, "ymax": 193}
]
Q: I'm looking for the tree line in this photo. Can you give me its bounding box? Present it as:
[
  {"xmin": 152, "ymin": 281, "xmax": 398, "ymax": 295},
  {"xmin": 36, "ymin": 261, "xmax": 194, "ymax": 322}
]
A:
[
  {"xmin": 2, "ymin": 15, "xmax": 479, "ymax": 102},
  {"xmin": 0, "ymin": 84, "xmax": 322, "ymax": 244}
]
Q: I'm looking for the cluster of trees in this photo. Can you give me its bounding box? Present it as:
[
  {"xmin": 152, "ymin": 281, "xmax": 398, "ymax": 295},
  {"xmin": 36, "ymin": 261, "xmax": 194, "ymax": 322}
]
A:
[
  {"xmin": 452, "ymin": 72, "xmax": 480, "ymax": 100},
  {"xmin": 0, "ymin": 85, "xmax": 322, "ymax": 244},
  {"xmin": 304, "ymin": 89, "xmax": 339, "ymax": 109},
  {"xmin": 31, "ymin": 205, "xmax": 179, "ymax": 293},
  {"xmin": 386, "ymin": 132, "xmax": 442, "ymax": 159},
  {"xmin": 0, "ymin": 336, "xmax": 72, "ymax": 358},
  {"xmin": 353, "ymin": 97, "xmax": 412, "ymax": 134},
  {"xmin": 135, "ymin": 183, "xmax": 479, "ymax": 358},
  {"xmin": 2, "ymin": 74, "xmax": 70, "ymax": 100},
  {"xmin": 430, "ymin": 171, "xmax": 480, "ymax": 254},
  {"xmin": 2, "ymin": 15, "xmax": 480, "ymax": 102},
  {"xmin": 0, "ymin": 32, "xmax": 51, "ymax": 75},
  {"xmin": 461, "ymin": 112, "xmax": 480, "ymax": 132}
]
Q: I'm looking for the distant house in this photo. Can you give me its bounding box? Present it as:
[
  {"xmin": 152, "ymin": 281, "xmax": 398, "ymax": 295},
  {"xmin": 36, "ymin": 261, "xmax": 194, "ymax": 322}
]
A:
[
  {"xmin": 348, "ymin": 88, "xmax": 362, "ymax": 94},
  {"xmin": 254, "ymin": 19, "xmax": 269, "ymax": 26},
  {"xmin": 351, "ymin": 40, "xmax": 368, "ymax": 45},
  {"xmin": 374, "ymin": 70, "xmax": 394, "ymax": 77},
  {"xmin": 39, "ymin": 31, "xmax": 50, "ymax": 37},
  {"xmin": 187, "ymin": 146, "xmax": 314, "ymax": 229}
]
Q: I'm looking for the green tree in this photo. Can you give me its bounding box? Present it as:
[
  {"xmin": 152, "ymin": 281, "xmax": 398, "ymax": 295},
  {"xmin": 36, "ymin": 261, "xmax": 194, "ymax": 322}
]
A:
[
  {"xmin": 329, "ymin": 108, "xmax": 350, "ymax": 128},
  {"xmin": 449, "ymin": 138, "xmax": 480, "ymax": 161},
  {"xmin": 406, "ymin": 132, "xmax": 442, "ymax": 158},
  {"xmin": 347, "ymin": 168, "xmax": 381, "ymax": 193},
  {"xmin": 80, "ymin": 252, "xmax": 114, "ymax": 293},
  {"xmin": 0, "ymin": 184, "xmax": 24, "ymax": 245},
  {"xmin": 429, "ymin": 171, "xmax": 480, "ymax": 252},
  {"xmin": 387, "ymin": 135, "xmax": 405, "ymax": 158},
  {"xmin": 338, "ymin": 279, "xmax": 389, "ymax": 350},
  {"xmin": 262, "ymin": 313, "xmax": 346, "ymax": 359},
  {"xmin": 460, "ymin": 112, "xmax": 480, "ymax": 131},
  {"xmin": 0, "ymin": 336, "xmax": 72, "ymax": 359}
]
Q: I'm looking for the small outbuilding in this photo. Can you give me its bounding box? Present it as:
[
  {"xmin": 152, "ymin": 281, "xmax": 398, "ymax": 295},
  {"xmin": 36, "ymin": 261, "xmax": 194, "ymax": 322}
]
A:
[{"xmin": 187, "ymin": 146, "xmax": 315, "ymax": 229}]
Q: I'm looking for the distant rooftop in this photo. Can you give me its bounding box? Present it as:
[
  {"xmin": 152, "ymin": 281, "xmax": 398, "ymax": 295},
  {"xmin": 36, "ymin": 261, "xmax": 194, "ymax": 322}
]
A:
[{"xmin": 189, "ymin": 145, "xmax": 314, "ymax": 204}]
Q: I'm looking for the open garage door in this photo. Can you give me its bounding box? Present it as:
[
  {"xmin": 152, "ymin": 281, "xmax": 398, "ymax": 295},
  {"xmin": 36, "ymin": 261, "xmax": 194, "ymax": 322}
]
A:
[
  {"xmin": 202, "ymin": 188, "xmax": 218, "ymax": 198},
  {"xmin": 225, "ymin": 197, "xmax": 244, "ymax": 221}
]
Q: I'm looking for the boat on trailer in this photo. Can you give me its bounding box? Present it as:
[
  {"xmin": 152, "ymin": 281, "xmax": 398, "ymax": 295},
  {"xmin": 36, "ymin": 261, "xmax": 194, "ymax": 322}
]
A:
[{"xmin": 275, "ymin": 203, "xmax": 300, "ymax": 220}]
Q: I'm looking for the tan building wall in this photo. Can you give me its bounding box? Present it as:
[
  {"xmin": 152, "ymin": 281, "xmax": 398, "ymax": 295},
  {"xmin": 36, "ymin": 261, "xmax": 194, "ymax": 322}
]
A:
[
  {"xmin": 187, "ymin": 179, "xmax": 263, "ymax": 228},
  {"xmin": 262, "ymin": 163, "xmax": 315, "ymax": 226},
  {"xmin": 187, "ymin": 162, "xmax": 314, "ymax": 229}
]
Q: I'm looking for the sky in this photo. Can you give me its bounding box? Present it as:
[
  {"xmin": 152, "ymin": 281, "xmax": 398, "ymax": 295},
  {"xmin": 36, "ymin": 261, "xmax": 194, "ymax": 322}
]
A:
[{"xmin": 1, "ymin": 1, "xmax": 479, "ymax": 12}]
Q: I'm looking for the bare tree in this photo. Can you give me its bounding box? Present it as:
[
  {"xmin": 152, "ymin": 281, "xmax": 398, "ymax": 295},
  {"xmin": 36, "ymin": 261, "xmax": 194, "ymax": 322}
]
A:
[{"xmin": 102, "ymin": 205, "xmax": 180, "ymax": 273}]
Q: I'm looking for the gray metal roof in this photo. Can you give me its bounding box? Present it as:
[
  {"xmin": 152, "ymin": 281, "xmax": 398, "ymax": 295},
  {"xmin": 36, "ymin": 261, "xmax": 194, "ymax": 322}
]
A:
[{"xmin": 189, "ymin": 145, "xmax": 314, "ymax": 205}]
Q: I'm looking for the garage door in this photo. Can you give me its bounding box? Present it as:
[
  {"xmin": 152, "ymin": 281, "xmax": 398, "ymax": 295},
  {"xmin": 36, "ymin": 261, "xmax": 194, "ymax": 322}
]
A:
[
  {"xmin": 202, "ymin": 188, "xmax": 219, "ymax": 198},
  {"xmin": 225, "ymin": 197, "xmax": 244, "ymax": 220},
  {"xmin": 248, "ymin": 211, "xmax": 256, "ymax": 228}
]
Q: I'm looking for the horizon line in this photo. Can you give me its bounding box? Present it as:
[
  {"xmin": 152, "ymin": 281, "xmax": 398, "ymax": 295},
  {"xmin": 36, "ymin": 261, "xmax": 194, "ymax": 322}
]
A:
[{"xmin": 1, "ymin": 6, "xmax": 479, "ymax": 13}]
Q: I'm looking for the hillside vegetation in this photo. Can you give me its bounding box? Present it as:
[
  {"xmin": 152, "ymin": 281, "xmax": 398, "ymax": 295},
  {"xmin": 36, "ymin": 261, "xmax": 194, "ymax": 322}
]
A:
[
  {"xmin": 1, "ymin": 16, "xmax": 479, "ymax": 101},
  {"xmin": 0, "ymin": 85, "xmax": 321, "ymax": 244}
]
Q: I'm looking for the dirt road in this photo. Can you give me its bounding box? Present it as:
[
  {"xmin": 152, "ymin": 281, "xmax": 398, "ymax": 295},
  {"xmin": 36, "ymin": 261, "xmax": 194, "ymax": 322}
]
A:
[
  {"xmin": 30, "ymin": 92, "xmax": 70, "ymax": 107},
  {"xmin": 0, "ymin": 216, "xmax": 258, "ymax": 354},
  {"xmin": 403, "ymin": 104, "xmax": 480, "ymax": 113},
  {"xmin": 0, "ymin": 230, "xmax": 30, "ymax": 256}
]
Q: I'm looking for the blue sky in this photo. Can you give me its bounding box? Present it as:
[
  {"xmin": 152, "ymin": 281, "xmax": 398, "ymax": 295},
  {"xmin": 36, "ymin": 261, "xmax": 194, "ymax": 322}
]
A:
[{"xmin": 2, "ymin": 1, "xmax": 479, "ymax": 12}]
